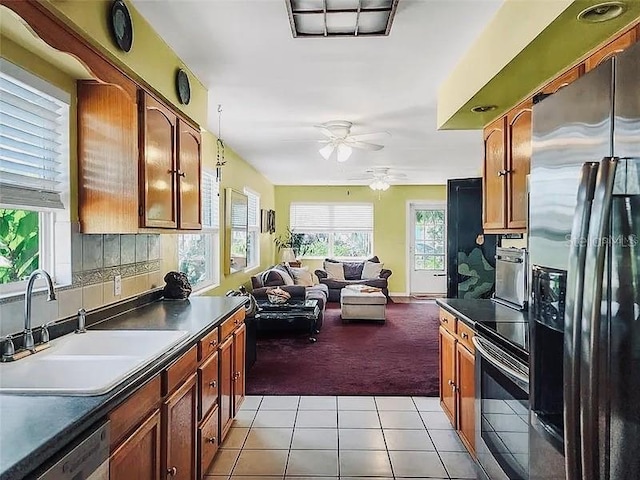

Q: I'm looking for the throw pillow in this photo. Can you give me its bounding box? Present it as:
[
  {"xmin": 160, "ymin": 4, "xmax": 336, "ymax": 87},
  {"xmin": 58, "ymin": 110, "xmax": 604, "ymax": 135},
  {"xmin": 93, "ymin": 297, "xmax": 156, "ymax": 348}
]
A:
[
  {"xmin": 324, "ymin": 261, "xmax": 345, "ymax": 280},
  {"xmin": 361, "ymin": 260, "xmax": 383, "ymax": 279},
  {"xmin": 290, "ymin": 266, "xmax": 314, "ymax": 287}
]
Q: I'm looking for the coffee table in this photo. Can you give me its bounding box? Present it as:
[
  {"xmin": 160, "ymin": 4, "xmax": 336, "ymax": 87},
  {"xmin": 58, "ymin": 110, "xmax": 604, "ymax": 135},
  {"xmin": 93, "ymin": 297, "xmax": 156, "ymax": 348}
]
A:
[{"xmin": 255, "ymin": 299, "xmax": 320, "ymax": 342}]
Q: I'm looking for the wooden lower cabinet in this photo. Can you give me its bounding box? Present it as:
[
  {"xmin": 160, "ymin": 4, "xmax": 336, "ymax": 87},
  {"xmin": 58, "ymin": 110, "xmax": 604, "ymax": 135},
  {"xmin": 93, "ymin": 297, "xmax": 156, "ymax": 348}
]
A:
[
  {"xmin": 198, "ymin": 405, "xmax": 220, "ymax": 478},
  {"xmin": 233, "ymin": 323, "xmax": 246, "ymax": 413},
  {"xmin": 218, "ymin": 335, "xmax": 234, "ymax": 439},
  {"xmin": 439, "ymin": 308, "xmax": 476, "ymax": 456},
  {"xmin": 456, "ymin": 341, "xmax": 475, "ymax": 452},
  {"xmin": 110, "ymin": 409, "xmax": 161, "ymax": 480},
  {"xmin": 439, "ymin": 325, "xmax": 456, "ymax": 424},
  {"xmin": 162, "ymin": 373, "xmax": 197, "ymax": 480},
  {"xmin": 219, "ymin": 314, "xmax": 247, "ymax": 441}
]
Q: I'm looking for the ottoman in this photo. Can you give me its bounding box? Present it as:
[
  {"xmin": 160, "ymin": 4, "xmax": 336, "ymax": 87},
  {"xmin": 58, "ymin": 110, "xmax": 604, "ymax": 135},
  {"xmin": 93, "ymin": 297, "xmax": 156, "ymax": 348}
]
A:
[{"xmin": 340, "ymin": 287, "xmax": 387, "ymax": 323}]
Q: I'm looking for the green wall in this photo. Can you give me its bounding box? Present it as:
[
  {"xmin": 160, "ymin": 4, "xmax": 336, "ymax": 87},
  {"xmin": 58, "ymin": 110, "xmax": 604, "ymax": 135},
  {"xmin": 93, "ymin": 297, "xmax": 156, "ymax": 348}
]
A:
[{"xmin": 275, "ymin": 185, "xmax": 447, "ymax": 294}]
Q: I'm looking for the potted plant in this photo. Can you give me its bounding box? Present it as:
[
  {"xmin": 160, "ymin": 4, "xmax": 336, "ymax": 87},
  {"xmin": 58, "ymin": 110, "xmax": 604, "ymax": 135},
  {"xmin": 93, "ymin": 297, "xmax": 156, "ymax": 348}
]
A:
[{"xmin": 274, "ymin": 227, "xmax": 297, "ymax": 263}]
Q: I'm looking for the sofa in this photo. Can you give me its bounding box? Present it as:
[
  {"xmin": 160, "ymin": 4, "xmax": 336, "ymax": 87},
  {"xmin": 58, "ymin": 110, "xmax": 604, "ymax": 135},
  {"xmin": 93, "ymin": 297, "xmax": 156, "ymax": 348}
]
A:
[
  {"xmin": 314, "ymin": 256, "xmax": 392, "ymax": 302},
  {"xmin": 250, "ymin": 264, "xmax": 328, "ymax": 331}
]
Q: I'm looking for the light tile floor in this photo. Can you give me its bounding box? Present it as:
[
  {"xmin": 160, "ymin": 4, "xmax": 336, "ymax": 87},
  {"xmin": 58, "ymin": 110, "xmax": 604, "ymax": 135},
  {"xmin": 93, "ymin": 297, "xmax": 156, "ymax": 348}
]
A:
[{"xmin": 206, "ymin": 396, "xmax": 477, "ymax": 479}]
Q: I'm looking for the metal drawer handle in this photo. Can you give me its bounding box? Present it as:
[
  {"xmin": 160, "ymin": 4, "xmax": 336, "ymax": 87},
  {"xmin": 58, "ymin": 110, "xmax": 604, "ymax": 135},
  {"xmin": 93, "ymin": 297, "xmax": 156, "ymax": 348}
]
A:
[
  {"xmin": 498, "ymin": 169, "xmax": 511, "ymax": 176},
  {"xmin": 209, "ymin": 380, "xmax": 217, "ymax": 388},
  {"xmin": 209, "ymin": 340, "xmax": 217, "ymax": 347},
  {"xmin": 206, "ymin": 436, "xmax": 216, "ymax": 444},
  {"xmin": 441, "ymin": 318, "xmax": 448, "ymax": 323},
  {"xmin": 167, "ymin": 466, "xmax": 177, "ymax": 477},
  {"xmin": 461, "ymin": 332, "xmax": 469, "ymax": 339}
]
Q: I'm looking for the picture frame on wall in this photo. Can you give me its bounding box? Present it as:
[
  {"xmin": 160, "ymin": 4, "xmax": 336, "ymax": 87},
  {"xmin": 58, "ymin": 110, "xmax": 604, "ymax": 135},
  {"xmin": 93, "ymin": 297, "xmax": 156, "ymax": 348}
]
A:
[{"xmin": 267, "ymin": 209, "xmax": 276, "ymax": 234}]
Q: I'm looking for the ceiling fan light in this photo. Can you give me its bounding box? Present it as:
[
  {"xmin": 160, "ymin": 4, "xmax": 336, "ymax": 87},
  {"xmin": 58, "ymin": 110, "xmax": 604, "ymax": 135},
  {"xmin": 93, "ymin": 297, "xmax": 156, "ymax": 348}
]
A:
[
  {"xmin": 319, "ymin": 143, "xmax": 335, "ymax": 160},
  {"xmin": 336, "ymin": 144, "xmax": 353, "ymax": 163},
  {"xmin": 370, "ymin": 179, "xmax": 390, "ymax": 191},
  {"xmin": 381, "ymin": 181, "xmax": 390, "ymax": 191}
]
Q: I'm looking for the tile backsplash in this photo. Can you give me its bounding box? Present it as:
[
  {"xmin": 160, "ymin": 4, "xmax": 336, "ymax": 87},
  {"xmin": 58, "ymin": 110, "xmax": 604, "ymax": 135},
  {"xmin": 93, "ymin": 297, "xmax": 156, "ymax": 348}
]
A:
[{"xmin": 0, "ymin": 227, "xmax": 177, "ymax": 336}]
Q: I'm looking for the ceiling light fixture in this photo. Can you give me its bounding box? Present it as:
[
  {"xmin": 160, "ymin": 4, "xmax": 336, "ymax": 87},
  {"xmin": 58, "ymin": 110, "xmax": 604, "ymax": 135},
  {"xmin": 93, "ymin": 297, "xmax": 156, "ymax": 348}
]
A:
[
  {"xmin": 471, "ymin": 105, "xmax": 498, "ymax": 113},
  {"xmin": 285, "ymin": 0, "xmax": 399, "ymax": 38},
  {"xmin": 319, "ymin": 141, "xmax": 353, "ymax": 162},
  {"xmin": 370, "ymin": 179, "xmax": 390, "ymax": 191},
  {"xmin": 577, "ymin": 2, "xmax": 626, "ymax": 23},
  {"xmin": 336, "ymin": 144, "xmax": 352, "ymax": 163}
]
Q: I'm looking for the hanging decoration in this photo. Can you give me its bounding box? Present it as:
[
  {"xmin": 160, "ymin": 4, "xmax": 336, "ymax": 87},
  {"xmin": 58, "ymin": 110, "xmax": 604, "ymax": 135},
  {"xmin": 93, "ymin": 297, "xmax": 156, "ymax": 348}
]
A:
[{"xmin": 216, "ymin": 104, "xmax": 226, "ymax": 183}]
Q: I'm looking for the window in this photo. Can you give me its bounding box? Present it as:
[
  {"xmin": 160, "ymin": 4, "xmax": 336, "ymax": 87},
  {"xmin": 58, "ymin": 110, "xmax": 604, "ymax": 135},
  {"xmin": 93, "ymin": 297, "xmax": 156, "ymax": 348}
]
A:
[
  {"xmin": 0, "ymin": 61, "xmax": 70, "ymax": 294},
  {"xmin": 178, "ymin": 170, "xmax": 220, "ymax": 289},
  {"xmin": 290, "ymin": 203, "xmax": 373, "ymax": 259},
  {"xmin": 244, "ymin": 188, "xmax": 260, "ymax": 269},
  {"xmin": 414, "ymin": 208, "xmax": 445, "ymax": 270}
]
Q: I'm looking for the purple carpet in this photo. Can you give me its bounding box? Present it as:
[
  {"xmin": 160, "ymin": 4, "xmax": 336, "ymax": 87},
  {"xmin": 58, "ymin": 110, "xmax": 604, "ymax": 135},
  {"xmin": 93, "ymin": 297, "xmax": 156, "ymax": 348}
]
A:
[{"xmin": 246, "ymin": 301, "xmax": 440, "ymax": 396}]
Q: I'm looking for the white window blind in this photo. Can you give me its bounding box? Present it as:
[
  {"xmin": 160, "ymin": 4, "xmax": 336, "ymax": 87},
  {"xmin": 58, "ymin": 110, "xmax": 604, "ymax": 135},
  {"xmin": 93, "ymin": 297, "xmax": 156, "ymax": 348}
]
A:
[
  {"xmin": 244, "ymin": 188, "xmax": 259, "ymax": 228},
  {"xmin": 201, "ymin": 170, "xmax": 219, "ymax": 229},
  {"xmin": 0, "ymin": 70, "xmax": 66, "ymax": 209},
  {"xmin": 290, "ymin": 203, "xmax": 373, "ymax": 231}
]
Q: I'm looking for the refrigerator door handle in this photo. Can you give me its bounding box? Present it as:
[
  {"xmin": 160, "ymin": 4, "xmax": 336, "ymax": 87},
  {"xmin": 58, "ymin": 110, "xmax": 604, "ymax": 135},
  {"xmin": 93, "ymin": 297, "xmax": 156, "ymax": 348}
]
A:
[
  {"xmin": 564, "ymin": 162, "xmax": 599, "ymax": 480},
  {"xmin": 580, "ymin": 156, "xmax": 619, "ymax": 480}
]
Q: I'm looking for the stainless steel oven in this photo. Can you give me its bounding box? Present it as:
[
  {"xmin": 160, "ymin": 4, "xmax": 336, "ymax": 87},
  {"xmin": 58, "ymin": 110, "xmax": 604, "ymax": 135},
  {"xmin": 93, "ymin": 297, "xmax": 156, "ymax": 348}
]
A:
[{"xmin": 474, "ymin": 332, "xmax": 529, "ymax": 480}]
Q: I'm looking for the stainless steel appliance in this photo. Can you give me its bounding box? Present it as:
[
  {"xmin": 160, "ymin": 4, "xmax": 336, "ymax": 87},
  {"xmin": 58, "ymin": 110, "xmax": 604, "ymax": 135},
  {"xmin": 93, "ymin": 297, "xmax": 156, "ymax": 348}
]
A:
[
  {"xmin": 494, "ymin": 247, "xmax": 527, "ymax": 309},
  {"xmin": 36, "ymin": 421, "xmax": 109, "ymax": 479},
  {"xmin": 474, "ymin": 317, "xmax": 530, "ymax": 480},
  {"xmin": 529, "ymin": 40, "xmax": 640, "ymax": 480}
]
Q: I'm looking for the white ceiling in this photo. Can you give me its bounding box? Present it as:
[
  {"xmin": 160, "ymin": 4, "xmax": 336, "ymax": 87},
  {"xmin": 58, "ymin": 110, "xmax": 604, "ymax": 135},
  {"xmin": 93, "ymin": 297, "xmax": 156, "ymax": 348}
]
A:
[{"xmin": 133, "ymin": 0, "xmax": 504, "ymax": 186}]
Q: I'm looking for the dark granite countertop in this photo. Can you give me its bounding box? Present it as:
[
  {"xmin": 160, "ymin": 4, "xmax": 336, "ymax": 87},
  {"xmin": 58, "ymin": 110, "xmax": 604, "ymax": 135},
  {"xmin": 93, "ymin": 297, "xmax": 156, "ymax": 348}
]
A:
[
  {"xmin": 0, "ymin": 296, "xmax": 246, "ymax": 480},
  {"xmin": 435, "ymin": 298, "xmax": 528, "ymax": 327}
]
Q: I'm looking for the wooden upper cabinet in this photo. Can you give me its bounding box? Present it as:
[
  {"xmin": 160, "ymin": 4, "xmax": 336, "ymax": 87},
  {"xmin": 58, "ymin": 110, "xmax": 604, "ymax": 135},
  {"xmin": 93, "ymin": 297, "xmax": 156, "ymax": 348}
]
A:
[
  {"xmin": 163, "ymin": 374, "xmax": 197, "ymax": 480},
  {"xmin": 456, "ymin": 342, "xmax": 475, "ymax": 454},
  {"xmin": 77, "ymin": 80, "xmax": 138, "ymax": 233},
  {"xmin": 140, "ymin": 92, "xmax": 178, "ymax": 229},
  {"xmin": 439, "ymin": 325, "xmax": 456, "ymax": 426},
  {"xmin": 585, "ymin": 28, "xmax": 637, "ymax": 72},
  {"xmin": 482, "ymin": 117, "xmax": 507, "ymax": 231},
  {"xmin": 506, "ymin": 100, "xmax": 532, "ymax": 230},
  {"xmin": 177, "ymin": 120, "xmax": 202, "ymax": 230},
  {"xmin": 537, "ymin": 65, "xmax": 582, "ymax": 98}
]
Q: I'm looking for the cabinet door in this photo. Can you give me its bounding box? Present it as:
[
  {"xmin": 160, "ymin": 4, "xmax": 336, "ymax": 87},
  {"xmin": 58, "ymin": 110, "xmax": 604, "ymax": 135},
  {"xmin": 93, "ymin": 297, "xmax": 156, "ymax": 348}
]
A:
[
  {"xmin": 538, "ymin": 65, "xmax": 582, "ymax": 97},
  {"xmin": 177, "ymin": 120, "xmax": 201, "ymax": 230},
  {"xmin": 506, "ymin": 100, "xmax": 532, "ymax": 230},
  {"xmin": 110, "ymin": 410, "xmax": 161, "ymax": 480},
  {"xmin": 140, "ymin": 92, "xmax": 177, "ymax": 229},
  {"xmin": 78, "ymin": 81, "xmax": 138, "ymax": 234},
  {"xmin": 585, "ymin": 28, "xmax": 636, "ymax": 72},
  {"xmin": 456, "ymin": 342, "xmax": 475, "ymax": 454},
  {"xmin": 439, "ymin": 325, "xmax": 457, "ymax": 427},
  {"xmin": 163, "ymin": 374, "xmax": 197, "ymax": 480},
  {"xmin": 218, "ymin": 336, "xmax": 234, "ymax": 441},
  {"xmin": 233, "ymin": 323, "xmax": 246, "ymax": 414},
  {"xmin": 198, "ymin": 351, "xmax": 219, "ymax": 421},
  {"xmin": 482, "ymin": 117, "xmax": 507, "ymax": 230}
]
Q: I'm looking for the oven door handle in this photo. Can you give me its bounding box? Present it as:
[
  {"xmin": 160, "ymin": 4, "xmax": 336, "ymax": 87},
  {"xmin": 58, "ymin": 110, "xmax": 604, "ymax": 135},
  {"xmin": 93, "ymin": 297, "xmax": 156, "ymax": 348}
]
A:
[{"xmin": 472, "ymin": 336, "xmax": 529, "ymax": 385}]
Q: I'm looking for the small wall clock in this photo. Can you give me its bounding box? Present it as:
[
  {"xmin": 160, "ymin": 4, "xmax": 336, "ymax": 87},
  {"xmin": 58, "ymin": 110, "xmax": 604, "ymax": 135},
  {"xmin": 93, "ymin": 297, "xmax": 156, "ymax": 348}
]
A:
[
  {"xmin": 110, "ymin": 1, "xmax": 133, "ymax": 53},
  {"xmin": 176, "ymin": 69, "xmax": 191, "ymax": 105}
]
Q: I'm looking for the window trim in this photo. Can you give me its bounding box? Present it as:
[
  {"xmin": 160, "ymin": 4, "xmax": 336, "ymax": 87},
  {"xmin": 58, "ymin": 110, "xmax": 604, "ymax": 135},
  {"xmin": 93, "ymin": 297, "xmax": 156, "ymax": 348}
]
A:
[{"xmin": 243, "ymin": 187, "xmax": 260, "ymax": 270}]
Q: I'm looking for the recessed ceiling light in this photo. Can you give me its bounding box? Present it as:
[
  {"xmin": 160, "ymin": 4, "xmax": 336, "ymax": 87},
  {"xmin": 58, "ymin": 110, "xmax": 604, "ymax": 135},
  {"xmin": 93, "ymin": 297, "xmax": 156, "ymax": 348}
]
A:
[
  {"xmin": 471, "ymin": 105, "xmax": 497, "ymax": 113},
  {"xmin": 577, "ymin": 2, "xmax": 626, "ymax": 23}
]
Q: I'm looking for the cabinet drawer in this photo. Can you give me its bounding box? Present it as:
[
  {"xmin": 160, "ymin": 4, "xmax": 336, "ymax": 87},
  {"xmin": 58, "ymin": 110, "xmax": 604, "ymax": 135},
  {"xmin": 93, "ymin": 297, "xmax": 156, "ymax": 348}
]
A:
[
  {"xmin": 198, "ymin": 405, "xmax": 220, "ymax": 479},
  {"xmin": 199, "ymin": 328, "xmax": 219, "ymax": 362},
  {"xmin": 439, "ymin": 309, "xmax": 457, "ymax": 334},
  {"xmin": 198, "ymin": 351, "xmax": 219, "ymax": 421},
  {"xmin": 457, "ymin": 321, "xmax": 475, "ymax": 353},
  {"xmin": 220, "ymin": 309, "xmax": 245, "ymax": 341},
  {"xmin": 163, "ymin": 345, "xmax": 198, "ymax": 395},
  {"xmin": 109, "ymin": 376, "xmax": 161, "ymax": 450}
]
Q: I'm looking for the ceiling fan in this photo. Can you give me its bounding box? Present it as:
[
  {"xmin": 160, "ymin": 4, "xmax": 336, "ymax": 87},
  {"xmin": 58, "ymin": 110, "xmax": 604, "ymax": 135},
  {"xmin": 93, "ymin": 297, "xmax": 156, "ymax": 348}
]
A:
[
  {"xmin": 315, "ymin": 120, "xmax": 390, "ymax": 162},
  {"xmin": 348, "ymin": 167, "xmax": 407, "ymax": 191}
]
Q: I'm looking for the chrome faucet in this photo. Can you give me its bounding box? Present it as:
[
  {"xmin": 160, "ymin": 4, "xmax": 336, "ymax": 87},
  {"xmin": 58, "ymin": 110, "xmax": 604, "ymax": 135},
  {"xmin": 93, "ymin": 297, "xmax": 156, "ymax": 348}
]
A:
[
  {"xmin": 24, "ymin": 269, "xmax": 56, "ymax": 352},
  {"xmin": 76, "ymin": 308, "xmax": 87, "ymax": 334}
]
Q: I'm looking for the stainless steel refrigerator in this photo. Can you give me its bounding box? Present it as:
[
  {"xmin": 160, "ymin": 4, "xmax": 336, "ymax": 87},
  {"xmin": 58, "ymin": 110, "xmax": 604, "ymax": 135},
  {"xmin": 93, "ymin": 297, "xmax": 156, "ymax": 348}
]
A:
[{"xmin": 528, "ymin": 40, "xmax": 640, "ymax": 480}]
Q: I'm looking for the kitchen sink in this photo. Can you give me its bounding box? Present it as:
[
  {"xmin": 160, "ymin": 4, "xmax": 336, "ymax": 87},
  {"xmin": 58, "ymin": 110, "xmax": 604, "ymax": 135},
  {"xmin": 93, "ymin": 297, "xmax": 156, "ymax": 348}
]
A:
[{"xmin": 0, "ymin": 330, "xmax": 189, "ymax": 395}]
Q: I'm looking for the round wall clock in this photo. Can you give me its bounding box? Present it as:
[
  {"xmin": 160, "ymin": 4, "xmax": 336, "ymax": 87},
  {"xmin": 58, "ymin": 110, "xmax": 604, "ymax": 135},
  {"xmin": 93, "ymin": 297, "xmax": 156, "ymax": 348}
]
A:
[
  {"xmin": 176, "ymin": 69, "xmax": 191, "ymax": 105},
  {"xmin": 110, "ymin": 0, "xmax": 133, "ymax": 52}
]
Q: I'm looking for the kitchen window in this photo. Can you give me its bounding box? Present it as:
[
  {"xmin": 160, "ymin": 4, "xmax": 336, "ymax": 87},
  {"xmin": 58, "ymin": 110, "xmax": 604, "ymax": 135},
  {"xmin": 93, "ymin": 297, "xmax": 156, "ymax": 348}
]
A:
[
  {"xmin": 289, "ymin": 203, "xmax": 373, "ymax": 259},
  {"xmin": 0, "ymin": 60, "xmax": 70, "ymax": 296},
  {"xmin": 244, "ymin": 188, "xmax": 260, "ymax": 269},
  {"xmin": 178, "ymin": 170, "xmax": 220, "ymax": 290}
]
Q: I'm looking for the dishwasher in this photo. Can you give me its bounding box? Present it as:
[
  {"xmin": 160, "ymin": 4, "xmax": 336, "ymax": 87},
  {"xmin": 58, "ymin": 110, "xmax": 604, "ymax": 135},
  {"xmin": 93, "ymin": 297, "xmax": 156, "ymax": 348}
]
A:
[{"xmin": 35, "ymin": 420, "xmax": 110, "ymax": 480}]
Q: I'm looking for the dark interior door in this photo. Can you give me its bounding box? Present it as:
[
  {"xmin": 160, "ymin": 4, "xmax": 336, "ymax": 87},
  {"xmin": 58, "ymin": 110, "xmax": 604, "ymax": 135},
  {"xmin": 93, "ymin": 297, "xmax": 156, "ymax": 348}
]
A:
[{"xmin": 447, "ymin": 178, "xmax": 497, "ymax": 299}]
